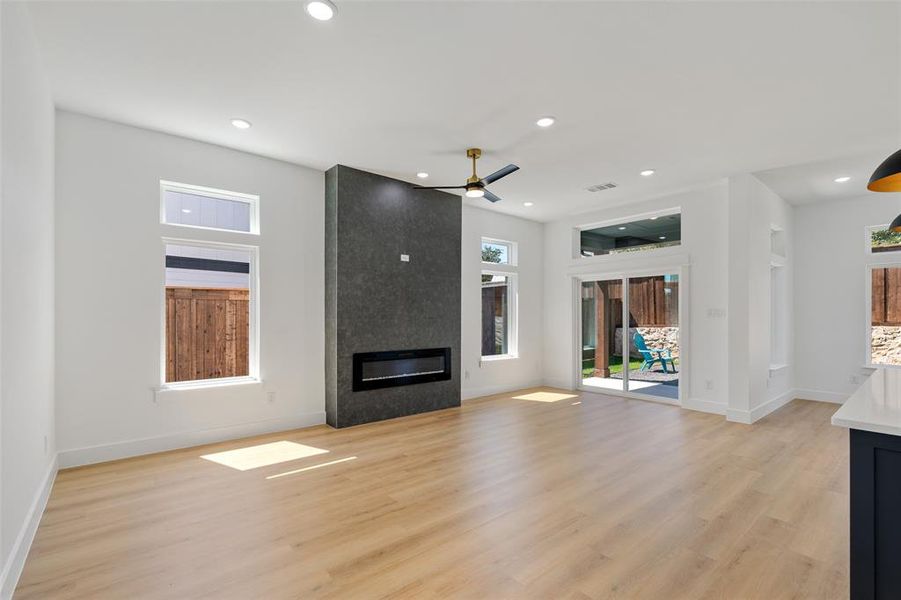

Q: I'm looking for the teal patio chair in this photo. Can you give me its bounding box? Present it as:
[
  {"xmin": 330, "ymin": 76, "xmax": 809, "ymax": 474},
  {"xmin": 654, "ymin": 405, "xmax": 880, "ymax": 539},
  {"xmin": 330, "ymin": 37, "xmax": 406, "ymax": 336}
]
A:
[{"xmin": 633, "ymin": 332, "xmax": 677, "ymax": 373}]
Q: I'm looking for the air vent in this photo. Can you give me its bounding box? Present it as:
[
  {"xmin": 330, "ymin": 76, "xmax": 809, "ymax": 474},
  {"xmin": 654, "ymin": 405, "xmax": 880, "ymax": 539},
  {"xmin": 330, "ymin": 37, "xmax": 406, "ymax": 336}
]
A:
[{"xmin": 586, "ymin": 182, "xmax": 618, "ymax": 192}]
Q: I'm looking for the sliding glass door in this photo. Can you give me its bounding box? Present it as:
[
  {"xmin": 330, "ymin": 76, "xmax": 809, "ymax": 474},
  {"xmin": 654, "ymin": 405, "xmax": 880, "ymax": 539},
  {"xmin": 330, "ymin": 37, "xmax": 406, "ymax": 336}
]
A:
[
  {"xmin": 580, "ymin": 272, "xmax": 681, "ymax": 401},
  {"xmin": 625, "ymin": 274, "xmax": 679, "ymax": 400},
  {"xmin": 581, "ymin": 279, "xmax": 625, "ymax": 392}
]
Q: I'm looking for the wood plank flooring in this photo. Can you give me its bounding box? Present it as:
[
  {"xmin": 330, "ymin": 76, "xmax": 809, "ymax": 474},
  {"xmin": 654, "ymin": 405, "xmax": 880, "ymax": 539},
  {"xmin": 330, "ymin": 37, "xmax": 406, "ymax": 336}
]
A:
[{"xmin": 15, "ymin": 389, "xmax": 849, "ymax": 599}]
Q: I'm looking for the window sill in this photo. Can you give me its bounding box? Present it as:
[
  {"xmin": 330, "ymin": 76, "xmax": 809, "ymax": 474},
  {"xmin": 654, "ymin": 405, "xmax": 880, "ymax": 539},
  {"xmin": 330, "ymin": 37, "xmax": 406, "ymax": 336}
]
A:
[
  {"xmin": 481, "ymin": 354, "xmax": 518, "ymax": 363},
  {"xmin": 155, "ymin": 376, "xmax": 262, "ymax": 393},
  {"xmin": 768, "ymin": 363, "xmax": 790, "ymax": 373}
]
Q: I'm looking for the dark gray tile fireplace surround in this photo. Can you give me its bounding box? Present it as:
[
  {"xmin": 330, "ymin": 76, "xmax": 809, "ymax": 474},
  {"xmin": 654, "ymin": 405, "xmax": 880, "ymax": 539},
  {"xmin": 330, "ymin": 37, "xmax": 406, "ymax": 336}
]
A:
[{"xmin": 324, "ymin": 165, "xmax": 462, "ymax": 428}]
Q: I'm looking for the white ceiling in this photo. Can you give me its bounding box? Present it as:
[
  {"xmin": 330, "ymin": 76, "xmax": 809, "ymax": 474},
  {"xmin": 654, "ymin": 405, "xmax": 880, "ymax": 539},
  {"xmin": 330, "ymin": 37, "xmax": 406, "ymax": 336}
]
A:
[
  {"xmin": 26, "ymin": 1, "xmax": 901, "ymax": 222},
  {"xmin": 754, "ymin": 149, "xmax": 896, "ymax": 206}
]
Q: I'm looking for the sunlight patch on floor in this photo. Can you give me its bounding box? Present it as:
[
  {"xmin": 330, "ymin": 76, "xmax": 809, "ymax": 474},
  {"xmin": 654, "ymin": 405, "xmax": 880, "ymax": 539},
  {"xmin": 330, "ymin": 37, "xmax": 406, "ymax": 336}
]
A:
[
  {"xmin": 266, "ymin": 456, "xmax": 358, "ymax": 480},
  {"xmin": 512, "ymin": 391, "xmax": 578, "ymax": 403},
  {"xmin": 201, "ymin": 441, "xmax": 329, "ymax": 471}
]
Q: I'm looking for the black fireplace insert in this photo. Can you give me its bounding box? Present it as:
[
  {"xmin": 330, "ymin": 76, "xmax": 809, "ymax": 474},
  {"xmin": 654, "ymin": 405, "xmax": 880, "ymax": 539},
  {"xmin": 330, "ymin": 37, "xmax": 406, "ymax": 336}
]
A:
[{"xmin": 352, "ymin": 347, "xmax": 452, "ymax": 391}]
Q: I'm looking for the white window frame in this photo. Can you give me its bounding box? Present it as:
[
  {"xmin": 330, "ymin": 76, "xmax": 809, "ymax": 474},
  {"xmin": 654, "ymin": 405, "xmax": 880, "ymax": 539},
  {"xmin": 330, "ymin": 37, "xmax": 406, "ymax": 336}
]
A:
[
  {"xmin": 481, "ymin": 237, "xmax": 517, "ymax": 267},
  {"xmin": 480, "ymin": 236, "xmax": 518, "ymax": 361},
  {"xmin": 571, "ymin": 263, "xmax": 690, "ymax": 406},
  {"xmin": 480, "ymin": 270, "xmax": 518, "ymax": 361},
  {"xmin": 160, "ymin": 180, "xmax": 260, "ymax": 235},
  {"xmin": 159, "ymin": 236, "xmax": 261, "ymax": 389},
  {"xmin": 864, "ymin": 260, "xmax": 901, "ymax": 370},
  {"xmin": 573, "ymin": 207, "xmax": 682, "ymax": 261},
  {"xmin": 864, "ymin": 223, "xmax": 901, "ymax": 256}
]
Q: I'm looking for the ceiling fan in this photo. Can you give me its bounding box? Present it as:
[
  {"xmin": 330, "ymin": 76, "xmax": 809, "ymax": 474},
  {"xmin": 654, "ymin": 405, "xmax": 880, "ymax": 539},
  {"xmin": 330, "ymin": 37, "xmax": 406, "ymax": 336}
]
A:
[{"xmin": 413, "ymin": 148, "xmax": 519, "ymax": 203}]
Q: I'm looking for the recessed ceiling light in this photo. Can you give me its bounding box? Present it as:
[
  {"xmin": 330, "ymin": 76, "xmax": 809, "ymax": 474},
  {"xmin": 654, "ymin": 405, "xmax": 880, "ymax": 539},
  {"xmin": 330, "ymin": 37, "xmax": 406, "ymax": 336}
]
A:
[
  {"xmin": 230, "ymin": 118, "xmax": 252, "ymax": 130},
  {"xmin": 181, "ymin": 208, "xmax": 192, "ymax": 214},
  {"xmin": 536, "ymin": 116, "xmax": 555, "ymax": 128},
  {"xmin": 523, "ymin": 202, "xmax": 534, "ymax": 207},
  {"xmin": 618, "ymin": 226, "xmax": 627, "ymax": 230},
  {"xmin": 416, "ymin": 172, "xmax": 429, "ymax": 179},
  {"xmin": 659, "ymin": 236, "xmax": 667, "ymax": 240},
  {"xmin": 834, "ymin": 176, "xmax": 851, "ymax": 183},
  {"xmin": 640, "ymin": 169, "xmax": 656, "ymax": 177},
  {"xmin": 305, "ymin": 0, "xmax": 336, "ymax": 20}
]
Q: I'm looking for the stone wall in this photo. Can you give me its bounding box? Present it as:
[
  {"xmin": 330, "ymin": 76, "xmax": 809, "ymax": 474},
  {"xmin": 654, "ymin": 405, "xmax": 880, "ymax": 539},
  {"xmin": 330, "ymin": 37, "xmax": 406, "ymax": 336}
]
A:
[
  {"xmin": 871, "ymin": 326, "xmax": 901, "ymax": 365},
  {"xmin": 615, "ymin": 326, "xmax": 680, "ymax": 359}
]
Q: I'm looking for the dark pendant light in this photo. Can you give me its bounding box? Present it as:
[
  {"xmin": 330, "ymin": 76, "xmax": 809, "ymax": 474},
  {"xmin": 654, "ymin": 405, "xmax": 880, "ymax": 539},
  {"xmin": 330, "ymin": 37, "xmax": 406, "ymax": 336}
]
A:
[
  {"xmin": 869, "ymin": 149, "xmax": 901, "ymax": 231},
  {"xmin": 869, "ymin": 149, "xmax": 901, "ymax": 192},
  {"xmin": 889, "ymin": 212, "xmax": 901, "ymax": 233}
]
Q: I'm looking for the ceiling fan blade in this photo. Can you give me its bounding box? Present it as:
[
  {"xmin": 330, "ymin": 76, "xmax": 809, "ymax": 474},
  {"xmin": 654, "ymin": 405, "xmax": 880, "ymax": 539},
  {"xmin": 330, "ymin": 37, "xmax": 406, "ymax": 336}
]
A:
[
  {"xmin": 412, "ymin": 185, "xmax": 466, "ymax": 190},
  {"xmin": 483, "ymin": 189, "xmax": 502, "ymax": 203},
  {"xmin": 481, "ymin": 164, "xmax": 519, "ymax": 185}
]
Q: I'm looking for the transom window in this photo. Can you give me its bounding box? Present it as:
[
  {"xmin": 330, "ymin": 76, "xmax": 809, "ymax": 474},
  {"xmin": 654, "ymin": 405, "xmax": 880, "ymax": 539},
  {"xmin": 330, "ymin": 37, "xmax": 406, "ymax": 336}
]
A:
[
  {"xmin": 869, "ymin": 224, "xmax": 901, "ymax": 254},
  {"xmin": 579, "ymin": 211, "xmax": 681, "ymax": 257},
  {"xmin": 481, "ymin": 238, "xmax": 515, "ymax": 266},
  {"xmin": 161, "ymin": 180, "xmax": 259, "ymax": 234}
]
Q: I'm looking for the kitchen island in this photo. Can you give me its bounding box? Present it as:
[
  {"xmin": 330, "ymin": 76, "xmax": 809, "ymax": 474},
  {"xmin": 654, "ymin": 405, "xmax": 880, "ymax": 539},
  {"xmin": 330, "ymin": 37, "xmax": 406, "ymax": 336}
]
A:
[{"xmin": 833, "ymin": 367, "xmax": 901, "ymax": 599}]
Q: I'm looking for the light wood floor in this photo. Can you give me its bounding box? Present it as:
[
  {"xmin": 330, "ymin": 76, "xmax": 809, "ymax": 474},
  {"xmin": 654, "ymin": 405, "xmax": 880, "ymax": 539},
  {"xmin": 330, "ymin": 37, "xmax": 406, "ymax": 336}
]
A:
[{"xmin": 16, "ymin": 389, "xmax": 849, "ymax": 599}]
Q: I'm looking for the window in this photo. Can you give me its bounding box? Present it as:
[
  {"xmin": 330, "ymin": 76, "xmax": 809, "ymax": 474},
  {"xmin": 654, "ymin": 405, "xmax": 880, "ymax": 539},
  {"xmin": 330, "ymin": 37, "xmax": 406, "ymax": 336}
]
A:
[
  {"xmin": 161, "ymin": 180, "xmax": 259, "ymax": 234},
  {"xmin": 868, "ymin": 224, "xmax": 901, "ymax": 254},
  {"xmin": 163, "ymin": 241, "xmax": 258, "ymax": 385},
  {"xmin": 481, "ymin": 237, "xmax": 517, "ymax": 359},
  {"xmin": 579, "ymin": 211, "xmax": 680, "ymax": 257},
  {"xmin": 866, "ymin": 222, "xmax": 901, "ymax": 368},
  {"xmin": 481, "ymin": 238, "xmax": 514, "ymax": 265},
  {"xmin": 869, "ymin": 265, "xmax": 901, "ymax": 367}
]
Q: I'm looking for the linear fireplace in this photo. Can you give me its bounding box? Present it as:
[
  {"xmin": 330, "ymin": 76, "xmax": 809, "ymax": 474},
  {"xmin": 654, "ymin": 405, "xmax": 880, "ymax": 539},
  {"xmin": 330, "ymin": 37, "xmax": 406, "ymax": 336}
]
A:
[{"xmin": 352, "ymin": 348, "xmax": 452, "ymax": 392}]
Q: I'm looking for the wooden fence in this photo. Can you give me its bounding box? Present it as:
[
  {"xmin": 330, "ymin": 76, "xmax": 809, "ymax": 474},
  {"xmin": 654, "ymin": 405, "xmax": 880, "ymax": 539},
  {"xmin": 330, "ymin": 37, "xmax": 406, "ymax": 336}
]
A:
[
  {"xmin": 872, "ymin": 268, "xmax": 901, "ymax": 326},
  {"xmin": 584, "ymin": 277, "xmax": 677, "ymax": 376},
  {"xmin": 583, "ymin": 277, "xmax": 678, "ymax": 327},
  {"xmin": 165, "ymin": 287, "xmax": 249, "ymax": 382},
  {"xmin": 481, "ymin": 285, "xmax": 508, "ymax": 355}
]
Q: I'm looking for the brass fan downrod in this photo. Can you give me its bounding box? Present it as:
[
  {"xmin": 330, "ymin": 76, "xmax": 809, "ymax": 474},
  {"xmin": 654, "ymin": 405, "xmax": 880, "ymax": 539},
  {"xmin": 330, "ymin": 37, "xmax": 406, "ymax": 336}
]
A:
[{"xmin": 466, "ymin": 148, "xmax": 482, "ymax": 184}]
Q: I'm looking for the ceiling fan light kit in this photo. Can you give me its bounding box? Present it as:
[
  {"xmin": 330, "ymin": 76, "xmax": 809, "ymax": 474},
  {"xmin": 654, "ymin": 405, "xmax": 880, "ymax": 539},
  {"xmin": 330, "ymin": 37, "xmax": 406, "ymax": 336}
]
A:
[{"xmin": 412, "ymin": 147, "xmax": 519, "ymax": 204}]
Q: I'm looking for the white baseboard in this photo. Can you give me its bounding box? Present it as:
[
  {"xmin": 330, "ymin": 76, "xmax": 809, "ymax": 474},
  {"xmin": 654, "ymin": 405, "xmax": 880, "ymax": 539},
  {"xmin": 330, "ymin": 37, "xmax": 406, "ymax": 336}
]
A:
[
  {"xmin": 727, "ymin": 388, "xmax": 823, "ymax": 425},
  {"xmin": 0, "ymin": 455, "xmax": 58, "ymax": 600},
  {"xmin": 542, "ymin": 377, "xmax": 575, "ymax": 391},
  {"xmin": 682, "ymin": 397, "xmax": 727, "ymax": 416},
  {"xmin": 793, "ymin": 388, "xmax": 847, "ymax": 404},
  {"xmin": 58, "ymin": 412, "xmax": 326, "ymax": 468},
  {"xmin": 462, "ymin": 380, "xmax": 545, "ymax": 401},
  {"xmin": 751, "ymin": 389, "xmax": 796, "ymax": 423}
]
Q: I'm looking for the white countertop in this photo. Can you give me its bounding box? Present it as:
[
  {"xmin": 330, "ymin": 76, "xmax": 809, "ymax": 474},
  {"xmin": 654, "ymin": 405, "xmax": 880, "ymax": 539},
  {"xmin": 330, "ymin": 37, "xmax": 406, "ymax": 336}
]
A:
[{"xmin": 832, "ymin": 368, "xmax": 901, "ymax": 436}]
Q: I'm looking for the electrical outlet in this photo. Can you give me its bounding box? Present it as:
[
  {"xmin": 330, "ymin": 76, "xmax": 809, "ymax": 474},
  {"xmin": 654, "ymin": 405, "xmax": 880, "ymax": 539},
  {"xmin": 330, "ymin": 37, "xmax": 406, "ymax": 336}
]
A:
[
  {"xmin": 267, "ymin": 391, "xmax": 277, "ymax": 403},
  {"xmin": 850, "ymin": 375, "xmax": 860, "ymax": 385},
  {"xmin": 464, "ymin": 370, "xmax": 470, "ymax": 380},
  {"xmin": 705, "ymin": 379, "xmax": 713, "ymax": 391}
]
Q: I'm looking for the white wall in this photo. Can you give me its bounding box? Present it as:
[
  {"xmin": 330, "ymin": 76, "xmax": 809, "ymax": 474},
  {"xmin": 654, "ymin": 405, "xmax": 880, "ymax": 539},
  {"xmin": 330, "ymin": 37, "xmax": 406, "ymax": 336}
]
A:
[
  {"xmin": 55, "ymin": 112, "xmax": 324, "ymax": 467},
  {"xmin": 793, "ymin": 194, "xmax": 897, "ymax": 402},
  {"xmin": 461, "ymin": 206, "xmax": 544, "ymax": 398},
  {"xmin": 542, "ymin": 183, "xmax": 730, "ymax": 415},
  {"xmin": 0, "ymin": 3, "xmax": 57, "ymax": 595},
  {"xmin": 726, "ymin": 174, "xmax": 794, "ymax": 423}
]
